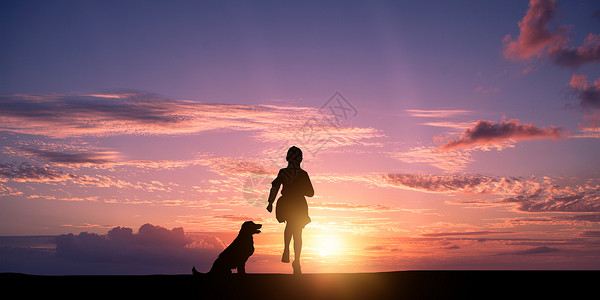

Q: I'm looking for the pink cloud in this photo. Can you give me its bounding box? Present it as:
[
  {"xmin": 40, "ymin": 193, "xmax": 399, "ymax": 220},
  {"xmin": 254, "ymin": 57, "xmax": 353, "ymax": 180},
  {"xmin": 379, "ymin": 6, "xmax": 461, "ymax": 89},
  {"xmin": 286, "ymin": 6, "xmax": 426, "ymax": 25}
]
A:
[
  {"xmin": 438, "ymin": 119, "xmax": 566, "ymax": 151},
  {"xmin": 502, "ymin": 0, "xmax": 565, "ymax": 61},
  {"xmin": 390, "ymin": 146, "xmax": 474, "ymax": 171},
  {"xmin": 503, "ymin": 0, "xmax": 600, "ymax": 69}
]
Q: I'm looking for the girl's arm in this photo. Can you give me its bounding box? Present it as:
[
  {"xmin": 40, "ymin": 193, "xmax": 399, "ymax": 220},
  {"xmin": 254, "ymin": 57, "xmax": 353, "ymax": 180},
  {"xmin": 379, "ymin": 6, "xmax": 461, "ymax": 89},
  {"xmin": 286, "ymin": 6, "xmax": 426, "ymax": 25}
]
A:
[
  {"xmin": 267, "ymin": 171, "xmax": 282, "ymax": 212},
  {"xmin": 304, "ymin": 172, "xmax": 314, "ymax": 197},
  {"xmin": 266, "ymin": 186, "xmax": 277, "ymax": 212}
]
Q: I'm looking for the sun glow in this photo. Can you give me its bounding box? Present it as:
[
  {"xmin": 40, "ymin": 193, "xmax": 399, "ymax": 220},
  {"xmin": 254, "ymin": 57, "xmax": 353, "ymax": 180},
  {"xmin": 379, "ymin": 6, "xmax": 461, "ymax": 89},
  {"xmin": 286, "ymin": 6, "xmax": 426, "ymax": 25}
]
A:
[{"xmin": 314, "ymin": 234, "xmax": 344, "ymax": 257}]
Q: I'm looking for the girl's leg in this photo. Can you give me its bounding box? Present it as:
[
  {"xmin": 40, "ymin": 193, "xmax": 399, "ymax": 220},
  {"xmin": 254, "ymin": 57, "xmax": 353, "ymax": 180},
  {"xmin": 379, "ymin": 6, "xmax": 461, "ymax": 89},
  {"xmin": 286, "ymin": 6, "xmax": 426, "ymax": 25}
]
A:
[
  {"xmin": 282, "ymin": 223, "xmax": 292, "ymax": 263},
  {"xmin": 292, "ymin": 225, "xmax": 303, "ymax": 274},
  {"xmin": 292, "ymin": 226, "xmax": 303, "ymax": 263}
]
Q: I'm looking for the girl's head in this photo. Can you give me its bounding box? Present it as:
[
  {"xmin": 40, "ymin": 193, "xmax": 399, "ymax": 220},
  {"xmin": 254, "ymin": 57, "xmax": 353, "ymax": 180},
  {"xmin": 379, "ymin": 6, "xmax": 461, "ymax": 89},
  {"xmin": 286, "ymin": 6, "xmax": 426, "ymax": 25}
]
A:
[{"xmin": 286, "ymin": 146, "xmax": 303, "ymax": 164}]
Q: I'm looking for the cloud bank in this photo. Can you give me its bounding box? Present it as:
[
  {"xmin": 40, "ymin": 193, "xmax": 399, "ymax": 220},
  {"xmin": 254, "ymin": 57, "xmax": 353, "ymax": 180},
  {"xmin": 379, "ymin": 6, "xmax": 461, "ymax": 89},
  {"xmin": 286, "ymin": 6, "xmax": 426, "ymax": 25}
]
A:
[{"xmin": 54, "ymin": 223, "xmax": 223, "ymax": 274}]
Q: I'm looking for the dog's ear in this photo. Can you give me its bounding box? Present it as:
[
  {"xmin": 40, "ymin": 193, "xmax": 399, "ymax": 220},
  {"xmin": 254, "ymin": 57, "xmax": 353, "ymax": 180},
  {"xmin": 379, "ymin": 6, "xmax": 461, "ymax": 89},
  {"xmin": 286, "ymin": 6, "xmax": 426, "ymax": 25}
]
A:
[{"xmin": 240, "ymin": 221, "xmax": 251, "ymax": 231}]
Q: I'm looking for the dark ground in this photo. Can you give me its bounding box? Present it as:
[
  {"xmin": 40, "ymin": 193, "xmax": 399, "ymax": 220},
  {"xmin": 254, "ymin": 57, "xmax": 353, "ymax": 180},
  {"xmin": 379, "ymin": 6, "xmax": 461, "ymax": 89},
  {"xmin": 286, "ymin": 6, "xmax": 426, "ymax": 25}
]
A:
[{"xmin": 2, "ymin": 271, "xmax": 596, "ymax": 299}]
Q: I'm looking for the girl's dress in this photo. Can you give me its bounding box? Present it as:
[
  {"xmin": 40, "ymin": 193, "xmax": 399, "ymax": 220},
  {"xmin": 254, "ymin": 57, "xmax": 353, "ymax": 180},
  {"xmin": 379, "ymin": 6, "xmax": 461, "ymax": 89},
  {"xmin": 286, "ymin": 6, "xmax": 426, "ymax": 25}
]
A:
[{"xmin": 272, "ymin": 167, "xmax": 313, "ymax": 227}]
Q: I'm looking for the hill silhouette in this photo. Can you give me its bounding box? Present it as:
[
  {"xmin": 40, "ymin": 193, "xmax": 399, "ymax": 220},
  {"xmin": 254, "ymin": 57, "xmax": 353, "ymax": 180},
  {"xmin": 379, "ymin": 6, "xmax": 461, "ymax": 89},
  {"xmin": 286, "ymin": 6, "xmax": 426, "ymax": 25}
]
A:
[{"xmin": 1, "ymin": 270, "xmax": 591, "ymax": 299}]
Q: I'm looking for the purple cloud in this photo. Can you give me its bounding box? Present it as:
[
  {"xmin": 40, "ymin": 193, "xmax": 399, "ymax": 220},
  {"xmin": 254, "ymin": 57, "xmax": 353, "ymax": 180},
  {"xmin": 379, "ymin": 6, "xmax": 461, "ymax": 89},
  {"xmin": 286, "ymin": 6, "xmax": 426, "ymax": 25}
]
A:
[
  {"xmin": 421, "ymin": 231, "xmax": 513, "ymax": 237},
  {"xmin": 18, "ymin": 147, "xmax": 120, "ymax": 165},
  {"xmin": 0, "ymin": 162, "xmax": 67, "ymax": 182},
  {"xmin": 503, "ymin": 191, "xmax": 600, "ymax": 213},
  {"xmin": 569, "ymin": 74, "xmax": 600, "ymax": 110},
  {"xmin": 551, "ymin": 33, "xmax": 600, "ymax": 69},
  {"xmin": 439, "ymin": 119, "xmax": 565, "ymax": 151},
  {"xmin": 505, "ymin": 246, "xmax": 560, "ymax": 255}
]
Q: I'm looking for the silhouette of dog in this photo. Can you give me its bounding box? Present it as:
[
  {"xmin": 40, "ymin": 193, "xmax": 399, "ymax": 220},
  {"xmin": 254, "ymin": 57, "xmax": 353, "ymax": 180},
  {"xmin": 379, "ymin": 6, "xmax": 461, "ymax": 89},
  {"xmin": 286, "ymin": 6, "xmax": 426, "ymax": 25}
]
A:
[{"xmin": 193, "ymin": 221, "xmax": 262, "ymax": 276}]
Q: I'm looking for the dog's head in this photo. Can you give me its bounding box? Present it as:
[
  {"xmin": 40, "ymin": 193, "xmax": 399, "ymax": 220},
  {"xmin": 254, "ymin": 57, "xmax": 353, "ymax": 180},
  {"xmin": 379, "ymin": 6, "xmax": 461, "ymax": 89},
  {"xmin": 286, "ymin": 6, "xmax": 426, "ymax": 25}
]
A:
[{"xmin": 240, "ymin": 221, "xmax": 262, "ymax": 235}]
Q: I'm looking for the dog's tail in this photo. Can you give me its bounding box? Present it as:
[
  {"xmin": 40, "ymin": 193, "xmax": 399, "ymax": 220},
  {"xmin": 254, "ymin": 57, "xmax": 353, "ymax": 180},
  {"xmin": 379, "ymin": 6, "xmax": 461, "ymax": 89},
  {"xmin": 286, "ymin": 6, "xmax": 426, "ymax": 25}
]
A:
[{"xmin": 192, "ymin": 266, "xmax": 202, "ymax": 277}]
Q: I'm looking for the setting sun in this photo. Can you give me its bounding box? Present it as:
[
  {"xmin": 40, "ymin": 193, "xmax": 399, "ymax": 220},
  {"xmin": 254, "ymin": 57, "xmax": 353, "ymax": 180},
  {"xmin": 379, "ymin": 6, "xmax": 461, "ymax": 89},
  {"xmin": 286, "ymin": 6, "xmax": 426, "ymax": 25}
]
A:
[{"xmin": 315, "ymin": 235, "xmax": 343, "ymax": 257}]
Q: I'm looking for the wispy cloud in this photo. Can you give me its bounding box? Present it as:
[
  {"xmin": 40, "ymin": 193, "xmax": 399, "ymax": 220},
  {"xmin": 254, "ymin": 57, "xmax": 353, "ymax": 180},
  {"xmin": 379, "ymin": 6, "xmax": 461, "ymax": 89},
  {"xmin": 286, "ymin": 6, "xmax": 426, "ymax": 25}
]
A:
[
  {"xmin": 406, "ymin": 109, "xmax": 476, "ymax": 134},
  {"xmin": 389, "ymin": 146, "xmax": 475, "ymax": 171},
  {"xmin": 195, "ymin": 155, "xmax": 276, "ymax": 177},
  {"xmin": 417, "ymin": 121, "xmax": 475, "ymax": 130},
  {"xmin": 405, "ymin": 109, "xmax": 472, "ymax": 118},
  {"xmin": 421, "ymin": 231, "xmax": 513, "ymax": 237},
  {"xmin": 16, "ymin": 147, "xmax": 121, "ymax": 166},
  {"xmin": 474, "ymin": 86, "xmax": 500, "ymax": 95},
  {"xmin": 0, "ymin": 92, "xmax": 380, "ymax": 149},
  {"xmin": 370, "ymin": 174, "xmax": 600, "ymax": 213},
  {"xmin": 372, "ymin": 173, "xmax": 505, "ymax": 194},
  {"xmin": 311, "ymin": 201, "xmax": 399, "ymax": 213},
  {"xmin": 0, "ymin": 161, "xmax": 173, "ymax": 194}
]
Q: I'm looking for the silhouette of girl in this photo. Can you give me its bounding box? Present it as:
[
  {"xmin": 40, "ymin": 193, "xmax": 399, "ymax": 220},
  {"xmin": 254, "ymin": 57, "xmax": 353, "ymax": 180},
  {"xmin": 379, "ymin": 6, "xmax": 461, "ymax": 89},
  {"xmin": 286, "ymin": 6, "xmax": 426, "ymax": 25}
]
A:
[{"xmin": 266, "ymin": 146, "xmax": 313, "ymax": 274}]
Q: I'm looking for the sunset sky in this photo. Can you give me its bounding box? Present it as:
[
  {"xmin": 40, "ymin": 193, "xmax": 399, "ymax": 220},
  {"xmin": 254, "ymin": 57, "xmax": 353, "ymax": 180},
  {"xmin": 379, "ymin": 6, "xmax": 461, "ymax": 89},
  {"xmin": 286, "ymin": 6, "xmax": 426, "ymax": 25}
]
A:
[{"xmin": 1, "ymin": 0, "xmax": 600, "ymax": 275}]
